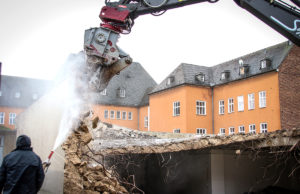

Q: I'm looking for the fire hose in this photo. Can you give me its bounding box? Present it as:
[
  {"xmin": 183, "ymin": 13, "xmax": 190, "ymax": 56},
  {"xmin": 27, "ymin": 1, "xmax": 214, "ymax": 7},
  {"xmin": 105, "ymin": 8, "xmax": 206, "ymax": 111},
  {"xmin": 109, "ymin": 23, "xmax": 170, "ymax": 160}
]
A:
[{"xmin": 43, "ymin": 151, "xmax": 54, "ymax": 173}]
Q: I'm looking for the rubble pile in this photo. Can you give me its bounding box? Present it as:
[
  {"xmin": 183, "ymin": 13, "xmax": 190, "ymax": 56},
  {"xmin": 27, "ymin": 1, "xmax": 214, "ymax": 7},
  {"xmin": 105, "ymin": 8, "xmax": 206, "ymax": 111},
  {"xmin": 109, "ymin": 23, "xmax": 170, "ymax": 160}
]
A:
[
  {"xmin": 62, "ymin": 109, "xmax": 300, "ymax": 193},
  {"xmin": 62, "ymin": 112, "xmax": 163, "ymax": 193},
  {"xmin": 62, "ymin": 114, "xmax": 129, "ymax": 194}
]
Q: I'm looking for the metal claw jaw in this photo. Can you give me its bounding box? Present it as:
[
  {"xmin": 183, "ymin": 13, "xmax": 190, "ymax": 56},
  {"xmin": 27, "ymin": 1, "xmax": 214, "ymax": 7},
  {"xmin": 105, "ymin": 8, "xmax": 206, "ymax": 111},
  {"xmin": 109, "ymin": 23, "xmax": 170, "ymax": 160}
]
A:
[{"xmin": 84, "ymin": 27, "xmax": 132, "ymax": 92}]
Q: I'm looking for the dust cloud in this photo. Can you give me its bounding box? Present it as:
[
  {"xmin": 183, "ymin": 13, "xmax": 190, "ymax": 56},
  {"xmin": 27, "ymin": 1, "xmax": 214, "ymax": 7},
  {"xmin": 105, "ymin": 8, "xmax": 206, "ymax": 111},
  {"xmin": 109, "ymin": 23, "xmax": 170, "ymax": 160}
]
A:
[{"xmin": 52, "ymin": 52, "xmax": 92, "ymax": 151}]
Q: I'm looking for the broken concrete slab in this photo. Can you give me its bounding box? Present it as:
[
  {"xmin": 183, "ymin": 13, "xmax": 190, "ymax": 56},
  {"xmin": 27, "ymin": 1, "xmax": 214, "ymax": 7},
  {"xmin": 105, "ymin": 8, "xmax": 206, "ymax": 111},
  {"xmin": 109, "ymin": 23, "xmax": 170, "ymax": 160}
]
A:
[{"xmin": 62, "ymin": 111, "xmax": 300, "ymax": 193}]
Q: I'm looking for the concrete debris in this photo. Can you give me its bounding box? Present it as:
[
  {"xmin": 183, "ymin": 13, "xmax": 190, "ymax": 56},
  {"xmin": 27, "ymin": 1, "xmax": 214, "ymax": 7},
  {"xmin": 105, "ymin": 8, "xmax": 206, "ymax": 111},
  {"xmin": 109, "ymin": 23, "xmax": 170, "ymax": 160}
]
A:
[
  {"xmin": 91, "ymin": 127, "xmax": 300, "ymax": 155},
  {"xmin": 62, "ymin": 111, "xmax": 300, "ymax": 193},
  {"xmin": 62, "ymin": 117, "xmax": 129, "ymax": 193}
]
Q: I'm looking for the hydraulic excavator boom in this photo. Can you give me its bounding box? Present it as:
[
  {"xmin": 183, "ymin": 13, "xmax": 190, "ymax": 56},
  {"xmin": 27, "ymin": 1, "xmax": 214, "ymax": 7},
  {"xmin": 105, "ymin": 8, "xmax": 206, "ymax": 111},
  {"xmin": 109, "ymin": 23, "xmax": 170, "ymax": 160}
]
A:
[{"xmin": 84, "ymin": 0, "xmax": 300, "ymax": 92}]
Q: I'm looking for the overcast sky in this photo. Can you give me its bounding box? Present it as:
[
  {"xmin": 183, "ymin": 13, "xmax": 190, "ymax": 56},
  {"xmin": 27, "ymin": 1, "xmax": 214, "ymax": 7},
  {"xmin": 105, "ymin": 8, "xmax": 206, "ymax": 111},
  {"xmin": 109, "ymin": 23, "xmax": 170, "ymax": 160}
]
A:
[{"xmin": 0, "ymin": 0, "xmax": 287, "ymax": 83}]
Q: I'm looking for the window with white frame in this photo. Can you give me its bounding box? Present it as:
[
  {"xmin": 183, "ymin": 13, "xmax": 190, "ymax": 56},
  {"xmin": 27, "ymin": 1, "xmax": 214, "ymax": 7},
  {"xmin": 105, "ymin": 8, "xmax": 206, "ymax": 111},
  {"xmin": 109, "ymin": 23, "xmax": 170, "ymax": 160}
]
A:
[
  {"xmin": 173, "ymin": 101, "xmax": 180, "ymax": 116},
  {"xmin": 221, "ymin": 72, "xmax": 226, "ymax": 80},
  {"xmin": 260, "ymin": 123, "xmax": 268, "ymax": 133},
  {"xmin": 9, "ymin": 113, "xmax": 16, "ymax": 125},
  {"xmin": 237, "ymin": 96, "xmax": 244, "ymax": 112},
  {"xmin": 196, "ymin": 128, "xmax": 206, "ymax": 135},
  {"xmin": 219, "ymin": 128, "xmax": 225, "ymax": 135},
  {"xmin": 119, "ymin": 89, "xmax": 126, "ymax": 98},
  {"xmin": 0, "ymin": 112, "xmax": 4, "ymax": 124},
  {"xmin": 259, "ymin": 91, "xmax": 266, "ymax": 108},
  {"xmin": 221, "ymin": 71, "xmax": 230, "ymax": 80},
  {"xmin": 248, "ymin": 93, "xmax": 255, "ymax": 110},
  {"xmin": 122, "ymin": 111, "xmax": 127, "ymax": 120},
  {"xmin": 100, "ymin": 89, "xmax": 107, "ymax": 95},
  {"xmin": 228, "ymin": 98, "xmax": 234, "ymax": 113},
  {"xmin": 260, "ymin": 59, "xmax": 271, "ymax": 69},
  {"xmin": 144, "ymin": 116, "xmax": 148, "ymax": 127},
  {"xmin": 15, "ymin": 92, "xmax": 21, "ymax": 98},
  {"xmin": 173, "ymin": 129, "xmax": 180, "ymax": 133},
  {"xmin": 167, "ymin": 77, "xmax": 174, "ymax": 85},
  {"xmin": 239, "ymin": 125, "xmax": 245, "ymax": 133},
  {"xmin": 128, "ymin": 112, "xmax": 133, "ymax": 120},
  {"xmin": 249, "ymin": 124, "xmax": 256, "ymax": 134},
  {"xmin": 196, "ymin": 101, "xmax": 206, "ymax": 115},
  {"xmin": 110, "ymin": 110, "xmax": 115, "ymax": 119},
  {"xmin": 195, "ymin": 73, "xmax": 205, "ymax": 82},
  {"xmin": 229, "ymin": 127, "xmax": 235, "ymax": 135},
  {"xmin": 260, "ymin": 60, "xmax": 267, "ymax": 69},
  {"xmin": 104, "ymin": 110, "xmax": 108, "ymax": 119},
  {"xmin": 219, "ymin": 100, "xmax": 224, "ymax": 115},
  {"xmin": 116, "ymin": 111, "xmax": 121, "ymax": 119}
]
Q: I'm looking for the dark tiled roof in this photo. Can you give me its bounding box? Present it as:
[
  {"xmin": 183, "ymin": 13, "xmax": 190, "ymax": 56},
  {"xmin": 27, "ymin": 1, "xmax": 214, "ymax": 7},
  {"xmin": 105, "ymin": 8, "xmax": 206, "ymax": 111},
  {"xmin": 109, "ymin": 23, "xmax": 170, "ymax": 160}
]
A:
[
  {"xmin": 210, "ymin": 41, "xmax": 292, "ymax": 86},
  {"xmin": 150, "ymin": 64, "xmax": 212, "ymax": 94},
  {"xmin": 0, "ymin": 75, "xmax": 53, "ymax": 108},
  {"xmin": 139, "ymin": 86, "xmax": 155, "ymax": 106},
  {"xmin": 93, "ymin": 62, "xmax": 157, "ymax": 107},
  {"xmin": 151, "ymin": 41, "xmax": 293, "ymax": 94}
]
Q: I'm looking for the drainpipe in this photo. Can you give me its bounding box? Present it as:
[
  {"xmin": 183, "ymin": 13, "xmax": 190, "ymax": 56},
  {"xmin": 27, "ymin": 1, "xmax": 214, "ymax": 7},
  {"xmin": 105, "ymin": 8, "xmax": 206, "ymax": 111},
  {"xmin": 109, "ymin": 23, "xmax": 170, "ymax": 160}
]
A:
[
  {"xmin": 148, "ymin": 106, "xmax": 150, "ymax": 131},
  {"xmin": 212, "ymin": 87, "xmax": 214, "ymax": 134},
  {"xmin": 137, "ymin": 108, "xmax": 140, "ymax": 130}
]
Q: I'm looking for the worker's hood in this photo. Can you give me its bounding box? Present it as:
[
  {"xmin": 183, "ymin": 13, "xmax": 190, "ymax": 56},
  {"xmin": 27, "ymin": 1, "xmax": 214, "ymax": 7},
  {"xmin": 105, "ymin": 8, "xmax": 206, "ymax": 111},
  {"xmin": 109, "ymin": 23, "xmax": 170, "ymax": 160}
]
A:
[{"xmin": 16, "ymin": 135, "xmax": 32, "ymax": 150}]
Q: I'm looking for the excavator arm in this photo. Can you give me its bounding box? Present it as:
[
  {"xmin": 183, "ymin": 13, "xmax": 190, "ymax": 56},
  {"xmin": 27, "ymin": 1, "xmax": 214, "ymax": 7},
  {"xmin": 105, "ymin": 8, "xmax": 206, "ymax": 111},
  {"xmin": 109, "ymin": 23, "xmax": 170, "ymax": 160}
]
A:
[
  {"xmin": 236, "ymin": 0, "xmax": 300, "ymax": 46},
  {"xmin": 84, "ymin": 0, "xmax": 300, "ymax": 92}
]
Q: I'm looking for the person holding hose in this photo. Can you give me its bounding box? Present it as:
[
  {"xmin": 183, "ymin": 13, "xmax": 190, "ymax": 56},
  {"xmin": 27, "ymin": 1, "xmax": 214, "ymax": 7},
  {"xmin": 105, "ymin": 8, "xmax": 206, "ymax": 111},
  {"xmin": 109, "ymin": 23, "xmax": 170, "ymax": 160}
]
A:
[{"xmin": 0, "ymin": 135, "xmax": 45, "ymax": 194}]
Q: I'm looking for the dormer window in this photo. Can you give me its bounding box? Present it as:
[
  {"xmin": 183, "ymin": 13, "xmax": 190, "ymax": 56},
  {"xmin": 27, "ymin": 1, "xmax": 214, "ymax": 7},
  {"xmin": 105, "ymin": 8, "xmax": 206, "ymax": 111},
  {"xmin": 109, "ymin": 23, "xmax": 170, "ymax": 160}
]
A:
[
  {"xmin": 221, "ymin": 71, "xmax": 230, "ymax": 80},
  {"xmin": 195, "ymin": 73, "xmax": 205, "ymax": 82},
  {"xmin": 239, "ymin": 65, "xmax": 249, "ymax": 76},
  {"xmin": 100, "ymin": 89, "xmax": 107, "ymax": 96},
  {"xmin": 166, "ymin": 76, "xmax": 175, "ymax": 85},
  {"xmin": 15, "ymin": 92, "xmax": 21, "ymax": 98},
  {"xmin": 260, "ymin": 59, "xmax": 272, "ymax": 69},
  {"xmin": 119, "ymin": 88, "xmax": 125, "ymax": 98}
]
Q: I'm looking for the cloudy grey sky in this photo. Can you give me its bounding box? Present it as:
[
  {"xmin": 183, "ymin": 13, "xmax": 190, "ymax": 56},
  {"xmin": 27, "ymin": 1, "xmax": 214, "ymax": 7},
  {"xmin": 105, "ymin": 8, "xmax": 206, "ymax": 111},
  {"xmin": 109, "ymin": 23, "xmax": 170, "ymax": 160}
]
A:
[{"xmin": 0, "ymin": 0, "xmax": 287, "ymax": 83}]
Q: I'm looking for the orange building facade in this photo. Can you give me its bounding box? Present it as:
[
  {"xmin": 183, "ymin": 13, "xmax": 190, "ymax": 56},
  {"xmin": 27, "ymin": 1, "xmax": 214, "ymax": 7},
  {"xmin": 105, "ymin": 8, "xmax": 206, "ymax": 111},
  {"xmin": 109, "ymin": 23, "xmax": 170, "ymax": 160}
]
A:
[
  {"xmin": 149, "ymin": 86, "xmax": 212, "ymax": 134},
  {"xmin": 149, "ymin": 71, "xmax": 282, "ymax": 135},
  {"xmin": 0, "ymin": 76, "xmax": 52, "ymax": 130},
  {"xmin": 0, "ymin": 107, "xmax": 24, "ymax": 129},
  {"xmin": 2, "ymin": 42, "xmax": 298, "ymax": 136},
  {"xmin": 213, "ymin": 71, "xmax": 281, "ymax": 135},
  {"xmin": 90, "ymin": 62, "xmax": 157, "ymax": 131},
  {"xmin": 96, "ymin": 42, "xmax": 299, "ymax": 135},
  {"xmin": 93, "ymin": 104, "xmax": 150, "ymax": 131},
  {"xmin": 93, "ymin": 105, "xmax": 139, "ymax": 130},
  {"xmin": 147, "ymin": 42, "xmax": 299, "ymax": 135}
]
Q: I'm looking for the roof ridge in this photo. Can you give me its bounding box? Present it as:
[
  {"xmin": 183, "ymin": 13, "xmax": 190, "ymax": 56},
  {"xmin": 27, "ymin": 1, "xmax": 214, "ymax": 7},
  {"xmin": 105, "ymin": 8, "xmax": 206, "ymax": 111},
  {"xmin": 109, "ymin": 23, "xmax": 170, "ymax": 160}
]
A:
[
  {"xmin": 211, "ymin": 41, "xmax": 289, "ymax": 68},
  {"xmin": 150, "ymin": 41, "xmax": 292, "ymax": 94}
]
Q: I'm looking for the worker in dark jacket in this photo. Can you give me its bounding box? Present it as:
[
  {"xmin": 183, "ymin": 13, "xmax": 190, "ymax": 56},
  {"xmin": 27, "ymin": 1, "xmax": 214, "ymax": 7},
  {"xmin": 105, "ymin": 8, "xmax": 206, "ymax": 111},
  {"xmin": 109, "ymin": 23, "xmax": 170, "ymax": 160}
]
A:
[{"xmin": 0, "ymin": 135, "xmax": 45, "ymax": 194}]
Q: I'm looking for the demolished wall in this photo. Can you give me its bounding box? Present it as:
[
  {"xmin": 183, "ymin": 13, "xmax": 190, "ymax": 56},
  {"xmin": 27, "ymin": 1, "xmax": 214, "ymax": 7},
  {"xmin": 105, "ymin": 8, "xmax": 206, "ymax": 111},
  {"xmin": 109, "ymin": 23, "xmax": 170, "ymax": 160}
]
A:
[
  {"xmin": 62, "ymin": 111, "xmax": 300, "ymax": 194},
  {"xmin": 62, "ymin": 118, "xmax": 128, "ymax": 194}
]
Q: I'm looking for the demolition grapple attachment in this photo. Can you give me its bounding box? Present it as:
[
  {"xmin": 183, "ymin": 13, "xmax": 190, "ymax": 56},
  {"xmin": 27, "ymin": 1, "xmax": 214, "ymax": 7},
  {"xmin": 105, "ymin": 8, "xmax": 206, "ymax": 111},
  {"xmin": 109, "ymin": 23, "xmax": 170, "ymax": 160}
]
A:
[{"xmin": 84, "ymin": 27, "xmax": 132, "ymax": 92}]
